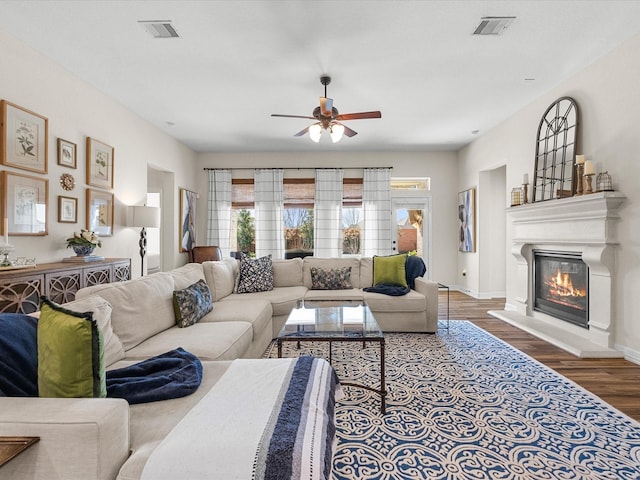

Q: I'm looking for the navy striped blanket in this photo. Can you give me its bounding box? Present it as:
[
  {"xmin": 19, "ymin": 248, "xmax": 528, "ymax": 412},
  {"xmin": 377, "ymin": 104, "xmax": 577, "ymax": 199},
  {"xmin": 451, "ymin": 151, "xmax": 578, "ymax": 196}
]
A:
[{"xmin": 141, "ymin": 356, "xmax": 341, "ymax": 480}]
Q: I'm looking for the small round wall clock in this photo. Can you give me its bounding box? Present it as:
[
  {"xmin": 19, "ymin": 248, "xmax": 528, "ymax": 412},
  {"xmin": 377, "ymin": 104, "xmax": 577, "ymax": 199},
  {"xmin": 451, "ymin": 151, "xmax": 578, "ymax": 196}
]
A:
[{"xmin": 60, "ymin": 173, "xmax": 75, "ymax": 191}]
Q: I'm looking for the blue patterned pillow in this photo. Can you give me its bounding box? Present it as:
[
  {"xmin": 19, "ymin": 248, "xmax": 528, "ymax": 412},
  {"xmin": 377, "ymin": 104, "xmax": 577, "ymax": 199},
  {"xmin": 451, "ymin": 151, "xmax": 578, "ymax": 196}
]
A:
[
  {"xmin": 236, "ymin": 254, "xmax": 273, "ymax": 293},
  {"xmin": 310, "ymin": 267, "xmax": 353, "ymax": 290},
  {"xmin": 172, "ymin": 279, "xmax": 213, "ymax": 328}
]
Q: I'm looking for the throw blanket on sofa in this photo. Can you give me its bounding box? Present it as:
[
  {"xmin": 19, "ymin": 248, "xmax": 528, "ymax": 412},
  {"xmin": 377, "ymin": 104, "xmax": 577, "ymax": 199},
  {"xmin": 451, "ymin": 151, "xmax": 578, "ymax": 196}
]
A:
[
  {"xmin": 141, "ymin": 356, "xmax": 341, "ymax": 480},
  {"xmin": 106, "ymin": 347, "xmax": 203, "ymax": 404},
  {"xmin": 363, "ymin": 255, "xmax": 427, "ymax": 296}
]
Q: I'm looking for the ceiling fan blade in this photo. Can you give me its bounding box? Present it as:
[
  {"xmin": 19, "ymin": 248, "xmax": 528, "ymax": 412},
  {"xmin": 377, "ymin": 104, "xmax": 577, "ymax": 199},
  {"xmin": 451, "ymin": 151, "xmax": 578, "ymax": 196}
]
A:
[
  {"xmin": 334, "ymin": 111, "xmax": 382, "ymax": 121},
  {"xmin": 271, "ymin": 114, "xmax": 316, "ymax": 120},
  {"xmin": 341, "ymin": 124, "xmax": 358, "ymax": 137},
  {"xmin": 294, "ymin": 126, "xmax": 310, "ymax": 137},
  {"xmin": 319, "ymin": 97, "xmax": 333, "ymax": 116}
]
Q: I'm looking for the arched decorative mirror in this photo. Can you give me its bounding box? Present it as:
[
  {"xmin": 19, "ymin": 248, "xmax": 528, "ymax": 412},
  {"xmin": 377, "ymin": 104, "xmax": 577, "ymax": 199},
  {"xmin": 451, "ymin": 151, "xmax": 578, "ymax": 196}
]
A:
[{"xmin": 532, "ymin": 97, "xmax": 579, "ymax": 202}]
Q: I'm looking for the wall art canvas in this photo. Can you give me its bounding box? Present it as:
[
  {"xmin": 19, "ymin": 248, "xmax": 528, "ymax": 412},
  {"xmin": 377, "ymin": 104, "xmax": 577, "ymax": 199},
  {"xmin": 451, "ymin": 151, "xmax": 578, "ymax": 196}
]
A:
[
  {"xmin": 87, "ymin": 188, "xmax": 114, "ymax": 236},
  {"xmin": 1, "ymin": 171, "xmax": 48, "ymax": 235},
  {"xmin": 1, "ymin": 100, "xmax": 48, "ymax": 174},
  {"xmin": 458, "ymin": 188, "xmax": 475, "ymax": 253},
  {"xmin": 180, "ymin": 188, "xmax": 197, "ymax": 253},
  {"xmin": 86, "ymin": 137, "xmax": 114, "ymax": 189}
]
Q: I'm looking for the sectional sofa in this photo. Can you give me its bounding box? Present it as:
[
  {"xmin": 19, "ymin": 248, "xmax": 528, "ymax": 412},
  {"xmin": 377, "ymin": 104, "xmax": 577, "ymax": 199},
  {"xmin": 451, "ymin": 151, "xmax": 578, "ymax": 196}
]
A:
[{"xmin": 0, "ymin": 255, "xmax": 437, "ymax": 480}]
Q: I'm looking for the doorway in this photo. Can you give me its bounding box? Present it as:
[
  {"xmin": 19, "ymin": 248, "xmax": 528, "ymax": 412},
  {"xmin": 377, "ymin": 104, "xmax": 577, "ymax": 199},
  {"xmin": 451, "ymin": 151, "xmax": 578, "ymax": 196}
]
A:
[{"xmin": 392, "ymin": 196, "xmax": 431, "ymax": 278}]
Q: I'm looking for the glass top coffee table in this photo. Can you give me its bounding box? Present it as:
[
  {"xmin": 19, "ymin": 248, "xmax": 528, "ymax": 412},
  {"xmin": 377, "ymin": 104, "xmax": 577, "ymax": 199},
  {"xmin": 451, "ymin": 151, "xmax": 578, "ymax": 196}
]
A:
[{"xmin": 276, "ymin": 300, "xmax": 387, "ymax": 414}]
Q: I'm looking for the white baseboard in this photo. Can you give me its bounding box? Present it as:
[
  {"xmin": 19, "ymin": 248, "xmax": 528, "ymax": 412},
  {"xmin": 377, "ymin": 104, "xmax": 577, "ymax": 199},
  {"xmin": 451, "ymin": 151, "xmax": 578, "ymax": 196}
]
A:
[{"xmin": 614, "ymin": 343, "xmax": 640, "ymax": 366}]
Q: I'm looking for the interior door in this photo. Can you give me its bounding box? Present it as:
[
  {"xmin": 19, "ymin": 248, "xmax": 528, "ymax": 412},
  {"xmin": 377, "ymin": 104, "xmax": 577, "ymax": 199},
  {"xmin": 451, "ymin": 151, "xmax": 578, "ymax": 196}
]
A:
[{"xmin": 392, "ymin": 197, "xmax": 431, "ymax": 276}]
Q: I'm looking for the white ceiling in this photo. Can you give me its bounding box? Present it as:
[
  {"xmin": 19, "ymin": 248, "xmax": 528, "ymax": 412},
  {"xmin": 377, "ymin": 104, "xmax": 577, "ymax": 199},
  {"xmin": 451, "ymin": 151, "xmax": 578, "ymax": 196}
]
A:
[{"xmin": 2, "ymin": 1, "xmax": 640, "ymax": 153}]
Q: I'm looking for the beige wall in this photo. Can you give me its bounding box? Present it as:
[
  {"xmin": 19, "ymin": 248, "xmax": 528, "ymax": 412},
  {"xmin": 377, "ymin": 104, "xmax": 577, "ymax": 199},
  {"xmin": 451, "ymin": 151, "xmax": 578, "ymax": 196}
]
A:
[
  {"xmin": 458, "ymin": 33, "xmax": 640, "ymax": 361},
  {"xmin": 0, "ymin": 30, "xmax": 197, "ymax": 275},
  {"xmin": 196, "ymin": 151, "xmax": 460, "ymax": 283}
]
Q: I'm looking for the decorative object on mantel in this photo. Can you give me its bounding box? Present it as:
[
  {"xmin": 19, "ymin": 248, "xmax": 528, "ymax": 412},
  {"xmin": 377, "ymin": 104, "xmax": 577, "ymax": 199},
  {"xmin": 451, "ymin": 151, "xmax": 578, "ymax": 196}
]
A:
[
  {"xmin": 1, "ymin": 219, "xmax": 14, "ymax": 267},
  {"xmin": 532, "ymin": 97, "xmax": 579, "ymax": 202},
  {"xmin": 583, "ymin": 160, "xmax": 595, "ymax": 194},
  {"xmin": 596, "ymin": 171, "xmax": 614, "ymax": 192},
  {"xmin": 64, "ymin": 229, "xmax": 104, "ymax": 262},
  {"xmin": 510, "ymin": 187, "xmax": 523, "ymax": 207},
  {"xmin": 522, "ymin": 173, "xmax": 529, "ymax": 204},
  {"xmin": 575, "ymin": 154, "xmax": 585, "ymax": 196}
]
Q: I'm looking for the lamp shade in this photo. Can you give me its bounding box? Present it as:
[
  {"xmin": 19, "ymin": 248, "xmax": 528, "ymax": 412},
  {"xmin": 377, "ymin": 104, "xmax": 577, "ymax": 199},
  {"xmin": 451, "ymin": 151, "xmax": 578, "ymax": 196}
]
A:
[{"xmin": 127, "ymin": 205, "xmax": 161, "ymax": 228}]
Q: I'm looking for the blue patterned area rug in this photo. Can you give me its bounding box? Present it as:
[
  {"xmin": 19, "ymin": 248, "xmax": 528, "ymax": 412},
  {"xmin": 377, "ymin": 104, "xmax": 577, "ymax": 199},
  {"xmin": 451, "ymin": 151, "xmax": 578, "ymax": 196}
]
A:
[{"xmin": 267, "ymin": 320, "xmax": 640, "ymax": 479}]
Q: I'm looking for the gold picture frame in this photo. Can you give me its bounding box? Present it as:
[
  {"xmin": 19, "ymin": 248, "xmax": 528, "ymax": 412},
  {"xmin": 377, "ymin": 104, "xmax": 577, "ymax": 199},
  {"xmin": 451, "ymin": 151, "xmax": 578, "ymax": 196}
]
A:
[
  {"xmin": 57, "ymin": 138, "xmax": 77, "ymax": 169},
  {"xmin": 179, "ymin": 188, "xmax": 197, "ymax": 253},
  {"xmin": 58, "ymin": 195, "xmax": 77, "ymax": 223},
  {"xmin": 87, "ymin": 188, "xmax": 114, "ymax": 237},
  {"xmin": 1, "ymin": 100, "xmax": 49, "ymax": 174},
  {"xmin": 1, "ymin": 171, "xmax": 49, "ymax": 236},
  {"xmin": 86, "ymin": 137, "xmax": 114, "ymax": 189}
]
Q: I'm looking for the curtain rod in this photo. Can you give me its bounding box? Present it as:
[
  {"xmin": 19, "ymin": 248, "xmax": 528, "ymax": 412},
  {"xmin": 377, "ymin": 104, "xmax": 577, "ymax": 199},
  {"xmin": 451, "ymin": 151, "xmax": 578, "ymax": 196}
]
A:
[{"xmin": 203, "ymin": 167, "xmax": 393, "ymax": 171}]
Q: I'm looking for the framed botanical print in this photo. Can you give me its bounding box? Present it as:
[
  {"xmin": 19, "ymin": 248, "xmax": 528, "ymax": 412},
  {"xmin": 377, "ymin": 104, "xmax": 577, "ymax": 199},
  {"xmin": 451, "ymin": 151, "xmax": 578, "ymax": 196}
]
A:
[
  {"xmin": 179, "ymin": 188, "xmax": 197, "ymax": 252},
  {"xmin": 58, "ymin": 195, "xmax": 77, "ymax": 223},
  {"xmin": 1, "ymin": 171, "xmax": 49, "ymax": 236},
  {"xmin": 86, "ymin": 137, "xmax": 114, "ymax": 189},
  {"xmin": 458, "ymin": 188, "xmax": 475, "ymax": 253},
  {"xmin": 57, "ymin": 138, "xmax": 77, "ymax": 168},
  {"xmin": 86, "ymin": 188, "xmax": 114, "ymax": 237},
  {"xmin": 1, "ymin": 100, "xmax": 49, "ymax": 174}
]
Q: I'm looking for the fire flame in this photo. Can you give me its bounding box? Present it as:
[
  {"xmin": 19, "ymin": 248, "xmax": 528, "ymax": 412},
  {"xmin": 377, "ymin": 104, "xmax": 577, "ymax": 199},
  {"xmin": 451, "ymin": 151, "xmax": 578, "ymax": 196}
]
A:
[{"xmin": 545, "ymin": 268, "xmax": 586, "ymax": 298}]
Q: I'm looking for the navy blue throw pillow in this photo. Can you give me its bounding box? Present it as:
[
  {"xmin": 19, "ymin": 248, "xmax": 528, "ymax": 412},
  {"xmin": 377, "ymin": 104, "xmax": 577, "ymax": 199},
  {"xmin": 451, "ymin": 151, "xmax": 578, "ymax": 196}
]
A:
[{"xmin": 0, "ymin": 313, "xmax": 39, "ymax": 396}]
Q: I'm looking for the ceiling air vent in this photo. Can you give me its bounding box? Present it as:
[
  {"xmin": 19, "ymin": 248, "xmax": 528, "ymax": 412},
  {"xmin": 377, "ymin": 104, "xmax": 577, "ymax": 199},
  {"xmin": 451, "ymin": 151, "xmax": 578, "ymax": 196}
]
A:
[
  {"xmin": 139, "ymin": 20, "xmax": 180, "ymax": 39},
  {"xmin": 473, "ymin": 16, "xmax": 515, "ymax": 36}
]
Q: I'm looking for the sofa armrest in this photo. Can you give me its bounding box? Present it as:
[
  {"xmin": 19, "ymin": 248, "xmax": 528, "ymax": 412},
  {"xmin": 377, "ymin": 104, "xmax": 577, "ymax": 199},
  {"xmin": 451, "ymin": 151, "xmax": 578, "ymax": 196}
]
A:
[
  {"xmin": 414, "ymin": 277, "xmax": 439, "ymax": 333},
  {"xmin": 0, "ymin": 397, "xmax": 130, "ymax": 480}
]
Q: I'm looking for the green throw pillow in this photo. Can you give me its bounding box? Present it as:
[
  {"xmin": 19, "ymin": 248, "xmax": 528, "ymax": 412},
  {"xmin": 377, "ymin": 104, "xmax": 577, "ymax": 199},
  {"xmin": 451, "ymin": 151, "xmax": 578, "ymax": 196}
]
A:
[
  {"xmin": 373, "ymin": 253, "xmax": 408, "ymax": 287},
  {"xmin": 37, "ymin": 297, "xmax": 106, "ymax": 398},
  {"xmin": 173, "ymin": 279, "xmax": 213, "ymax": 328}
]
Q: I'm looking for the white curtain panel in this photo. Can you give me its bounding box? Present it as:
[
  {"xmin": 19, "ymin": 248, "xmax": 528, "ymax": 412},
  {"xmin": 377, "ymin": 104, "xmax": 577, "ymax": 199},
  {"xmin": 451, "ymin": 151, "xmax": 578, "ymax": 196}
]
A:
[
  {"xmin": 206, "ymin": 169, "xmax": 232, "ymax": 257},
  {"xmin": 254, "ymin": 169, "xmax": 284, "ymax": 258},
  {"xmin": 314, "ymin": 169, "xmax": 344, "ymax": 257},
  {"xmin": 363, "ymin": 167, "xmax": 393, "ymax": 256}
]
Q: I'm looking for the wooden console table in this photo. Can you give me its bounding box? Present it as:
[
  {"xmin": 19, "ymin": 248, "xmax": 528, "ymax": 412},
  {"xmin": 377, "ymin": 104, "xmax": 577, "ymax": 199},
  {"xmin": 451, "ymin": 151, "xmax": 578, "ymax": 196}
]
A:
[
  {"xmin": 0, "ymin": 258, "xmax": 131, "ymax": 314},
  {"xmin": 0, "ymin": 437, "xmax": 40, "ymax": 467}
]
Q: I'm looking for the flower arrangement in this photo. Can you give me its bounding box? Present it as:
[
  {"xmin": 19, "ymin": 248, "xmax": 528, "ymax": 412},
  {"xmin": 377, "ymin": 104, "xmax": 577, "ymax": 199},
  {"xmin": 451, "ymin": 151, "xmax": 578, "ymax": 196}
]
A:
[{"xmin": 66, "ymin": 229, "xmax": 102, "ymax": 249}]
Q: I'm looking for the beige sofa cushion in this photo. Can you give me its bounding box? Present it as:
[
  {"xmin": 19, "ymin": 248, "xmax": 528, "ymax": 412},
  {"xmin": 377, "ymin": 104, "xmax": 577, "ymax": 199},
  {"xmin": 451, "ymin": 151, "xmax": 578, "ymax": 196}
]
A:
[
  {"xmin": 76, "ymin": 273, "xmax": 176, "ymax": 351},
  {"xmin": 304, "ymin": 288, "xmax": 363, "ymax": 301},
  {"xmin": 272, "ymin": 258, "xmax": 303, "ymax": 287},
  {"xmin": 363, "ymin": 288, "xmax": 427, "ymax": 312},
  {"xmin": 123, "ymin": 322, "xmax": 253, "ymax": 361},
  {"xmin": 62, "ymin": 296, "xmax": 125, "ymax": 368},
  {"xmin": 203, "ymin": 259, "xmax": 237, "ymax": 301},
  {"xmin": 202, "ymin": 298, "xmax": 273, "ymax": 341},
  {"xmin": 224, "ymin": 286, "xmax": 306, "ymax": 317},
  {"xmin": 303, "ymin": 257, "xmax": 361, "ymax": 288},
  {"xmin": 359, "ymin": 257, "xmax": 374, "ymax": 288},
  {"xmin": 169, "ymin": 263, "xmax": 205, "ymax": 290}
]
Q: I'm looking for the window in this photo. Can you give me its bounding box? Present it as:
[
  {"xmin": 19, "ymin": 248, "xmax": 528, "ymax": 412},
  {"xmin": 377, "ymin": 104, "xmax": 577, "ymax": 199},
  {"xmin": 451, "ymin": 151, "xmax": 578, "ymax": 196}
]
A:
[
  {"xmin": 284, "ymin": 180, "xmax": 314, "ymax": 258},
  {"xmin": 231, "ymin": 179, "xmax": 255, "ymax": 256},
  {"xmin": 342, "ymin": 179, "xmax": 362, "ymax": 255},
  {"xmin": 391, "ymin": 177, "xmax": 430, "ymax": 191}
]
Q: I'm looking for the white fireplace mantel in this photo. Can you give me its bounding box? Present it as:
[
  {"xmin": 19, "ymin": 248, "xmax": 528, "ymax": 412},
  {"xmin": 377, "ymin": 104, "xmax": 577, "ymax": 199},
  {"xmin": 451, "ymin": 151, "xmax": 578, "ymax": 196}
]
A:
[{"xmin": 490, "ymin": 192, "xmax": 626, "ymax": 358}]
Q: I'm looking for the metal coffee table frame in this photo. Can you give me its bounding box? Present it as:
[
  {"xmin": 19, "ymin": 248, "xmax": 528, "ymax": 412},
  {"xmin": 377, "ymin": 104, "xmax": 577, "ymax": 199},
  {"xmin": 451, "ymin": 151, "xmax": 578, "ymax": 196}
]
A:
[{"xmin": 277, "ymin": 300, "xmax": 387, "ymax": 414}]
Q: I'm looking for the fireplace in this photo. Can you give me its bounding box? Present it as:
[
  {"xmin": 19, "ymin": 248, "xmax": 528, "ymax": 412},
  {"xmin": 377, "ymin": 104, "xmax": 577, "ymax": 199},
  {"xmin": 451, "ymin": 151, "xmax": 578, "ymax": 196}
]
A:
[{"xmin": 534, "ymin": 251, "xmax": 588, "ymax": 328}]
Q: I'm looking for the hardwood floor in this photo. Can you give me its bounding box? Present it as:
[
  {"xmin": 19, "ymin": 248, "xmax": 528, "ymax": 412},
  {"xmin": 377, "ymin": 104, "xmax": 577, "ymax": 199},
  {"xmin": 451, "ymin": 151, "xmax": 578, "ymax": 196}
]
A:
[{"xmin": 440, "ymin": 290, "xmax": 640, "ymax": 422}]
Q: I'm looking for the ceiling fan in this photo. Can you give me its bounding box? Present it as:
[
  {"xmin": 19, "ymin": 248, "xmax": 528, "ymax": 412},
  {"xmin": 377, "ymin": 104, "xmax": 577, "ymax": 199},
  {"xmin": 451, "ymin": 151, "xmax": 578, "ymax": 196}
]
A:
[{"xmin": 271, "ymin": 76, "xmax": 382, "ymax": 143}]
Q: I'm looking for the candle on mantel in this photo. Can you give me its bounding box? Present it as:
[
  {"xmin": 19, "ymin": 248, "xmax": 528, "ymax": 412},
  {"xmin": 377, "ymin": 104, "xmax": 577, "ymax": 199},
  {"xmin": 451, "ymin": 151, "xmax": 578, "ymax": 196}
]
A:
[
  {"xmin": 523, "ymin": 173, "xmax": 529, "ymax": 185},
  {"xmin": 584, "ymin": 160, "xmax": 595, "ymax": 175},
  {"xmin": 575, "ymin": 154, "xmax": 585, "ymax": 165}
]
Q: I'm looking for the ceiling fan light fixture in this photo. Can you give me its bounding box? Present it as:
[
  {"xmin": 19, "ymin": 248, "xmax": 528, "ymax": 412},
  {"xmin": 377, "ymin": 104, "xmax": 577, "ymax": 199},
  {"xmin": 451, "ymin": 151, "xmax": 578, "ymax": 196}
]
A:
[
  {"xmin": 309, "ymin": 123, "xmax": 322, "ymax": 143},
  {"xmin": 330, "ymin": 123, "xmax": 344, "ymax": 143}
]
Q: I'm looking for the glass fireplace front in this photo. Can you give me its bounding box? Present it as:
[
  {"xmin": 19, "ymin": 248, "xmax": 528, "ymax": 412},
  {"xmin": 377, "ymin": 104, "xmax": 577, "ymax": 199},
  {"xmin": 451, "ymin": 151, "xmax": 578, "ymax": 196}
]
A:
[{"xmin": 533, "ymin": 250, "xmax": 588, "ymax": 328}]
